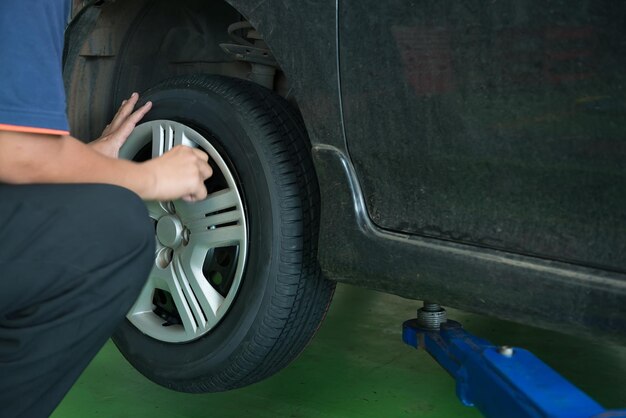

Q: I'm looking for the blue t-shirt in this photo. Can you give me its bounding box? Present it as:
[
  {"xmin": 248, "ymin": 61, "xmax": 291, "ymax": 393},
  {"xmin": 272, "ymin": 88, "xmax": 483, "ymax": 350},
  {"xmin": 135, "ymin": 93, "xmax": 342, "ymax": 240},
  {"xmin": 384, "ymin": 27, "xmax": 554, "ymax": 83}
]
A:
[{"xmin": 0, "ymin": 0, "xmax": 71, "ymax": 135}]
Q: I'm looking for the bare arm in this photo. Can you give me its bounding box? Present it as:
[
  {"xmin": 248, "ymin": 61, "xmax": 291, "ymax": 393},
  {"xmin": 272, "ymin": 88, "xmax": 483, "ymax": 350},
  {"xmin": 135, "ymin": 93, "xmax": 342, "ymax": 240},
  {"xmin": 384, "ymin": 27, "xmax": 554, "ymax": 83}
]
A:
[{"xmin": 0, "ymin": 95, "xmax": 212, "ymax": 201}]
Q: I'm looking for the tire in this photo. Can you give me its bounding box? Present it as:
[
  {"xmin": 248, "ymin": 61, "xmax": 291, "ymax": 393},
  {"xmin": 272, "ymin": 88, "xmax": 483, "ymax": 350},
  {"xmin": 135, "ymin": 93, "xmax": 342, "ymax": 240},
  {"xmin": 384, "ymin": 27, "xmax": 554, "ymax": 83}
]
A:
[{"xmin": 113, "ymin": 74, "xmax": 335, "ymax": 392}]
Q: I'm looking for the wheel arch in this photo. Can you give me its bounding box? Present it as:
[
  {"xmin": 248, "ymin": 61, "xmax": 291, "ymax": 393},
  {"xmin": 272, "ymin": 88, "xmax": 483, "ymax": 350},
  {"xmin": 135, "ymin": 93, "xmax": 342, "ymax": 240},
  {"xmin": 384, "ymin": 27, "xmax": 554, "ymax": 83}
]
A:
[{"xmin": 64, "ymin": 0, "xmax": 321, "ymax": 142}]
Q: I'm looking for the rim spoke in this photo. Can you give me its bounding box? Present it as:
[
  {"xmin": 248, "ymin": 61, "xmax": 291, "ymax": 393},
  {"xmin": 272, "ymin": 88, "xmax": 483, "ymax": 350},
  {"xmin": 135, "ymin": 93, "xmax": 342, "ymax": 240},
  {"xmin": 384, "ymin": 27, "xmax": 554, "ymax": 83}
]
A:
[
  {"xmin": 186, "ymin": 207, "xmax": 242, "ymax": 232},
  {"xmin": 151, "ymin": 121, "xmax": 188, "ymax": 158},
  {"xmin": 190, "ymin": 224, "xmax": 245, "ymax": 249},
  {"xmin": 180, "ymin": 245, "xmax": 225, "ymax": 315},
  {"xmin": 127, "ymin": 275, "xmax": 157, "ymax": 316},
  {"xmin": 172, "ymin": 256, "xmax": 213, "ymax": 330},
  {"xmin": 176, "ymin": 188, "xmax": 239, "ymax": 221},
  {"xmin": 162, "ymin": 264, "xmax": 199, "ymax": 336},
  {"xmin": 126, "ymin": 260, "xmax": 173, "ymax": 319}
]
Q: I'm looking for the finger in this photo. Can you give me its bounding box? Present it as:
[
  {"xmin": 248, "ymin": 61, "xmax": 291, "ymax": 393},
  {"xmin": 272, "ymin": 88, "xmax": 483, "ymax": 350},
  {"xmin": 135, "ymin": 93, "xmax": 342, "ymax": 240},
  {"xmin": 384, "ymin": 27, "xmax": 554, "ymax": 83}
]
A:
[
  {"xmin": 114, "ymin": 101, "xmax": 153, "ymax": 141},
  {"xmin": 194, "ymin": 183, "xmax": 208, "ymax": 201},
  {"xmin": 110, "ymin": 97, "xmax": 132, "ymax": 126},
  {"xmin": 116, "ymin": 92, "xmax": 140, "ymax": 123},
  {"xmin": 113, "ymin": 99, "xmax": 128, "ymax": 119},
  {"xmin": 185, "ymin": 178, "xmax": 209, "ymax": 202},
  {"xmin": 108, "ymin": 93, "xmax": 140, "ymax": 132},
  {"xmin": 121, "ymin": 101, "xmax": 152, "ymax": 130},
  {"xmin": 184, "ymin": 192, "xmax": 206, "ymax": 202},
  {"xmin": 101, "ymin": 123, "xmax": 113, "ymax": 137},
  {"xmin": 191, "ymin": 148, "xmax": 209, "ymax": 162},
  {"xmin": 199, "ymin": 162, "xmax": 213, "ymax": 180},
  {"xmin": 105, "ymin": 100, "xmax": 127, "ymax": 133},
  {"xmin": 101, "ymin": 103, "xmax": 124, "ymax": 136},
  {"xmin": 129, "ymin": 101, "xmax": 152, "ymax": 123}
]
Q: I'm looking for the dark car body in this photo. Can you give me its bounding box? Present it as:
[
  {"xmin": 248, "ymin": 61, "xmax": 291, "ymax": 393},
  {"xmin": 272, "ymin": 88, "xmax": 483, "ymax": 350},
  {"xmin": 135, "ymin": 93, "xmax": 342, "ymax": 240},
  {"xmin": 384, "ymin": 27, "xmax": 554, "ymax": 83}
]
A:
[{"xmin": 65, "ymin": 0, "xmax": 626, "ymax": 342}]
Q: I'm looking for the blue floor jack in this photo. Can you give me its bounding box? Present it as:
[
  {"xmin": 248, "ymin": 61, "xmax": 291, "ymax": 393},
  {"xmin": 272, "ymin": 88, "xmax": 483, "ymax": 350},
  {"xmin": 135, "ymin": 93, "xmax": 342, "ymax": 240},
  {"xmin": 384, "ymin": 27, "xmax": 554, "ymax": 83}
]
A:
[{"xmin": 402, "ymin": 302, "xmax": 626, "ymax": 418}]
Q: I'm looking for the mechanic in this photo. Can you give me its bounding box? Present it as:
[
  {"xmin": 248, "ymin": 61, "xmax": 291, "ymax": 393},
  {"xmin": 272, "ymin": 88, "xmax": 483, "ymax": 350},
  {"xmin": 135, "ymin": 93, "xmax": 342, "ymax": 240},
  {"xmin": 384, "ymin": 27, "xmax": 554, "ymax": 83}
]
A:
[{"xmin": 0, "ymin": 1, "xmax": 213, "ymax": 417}]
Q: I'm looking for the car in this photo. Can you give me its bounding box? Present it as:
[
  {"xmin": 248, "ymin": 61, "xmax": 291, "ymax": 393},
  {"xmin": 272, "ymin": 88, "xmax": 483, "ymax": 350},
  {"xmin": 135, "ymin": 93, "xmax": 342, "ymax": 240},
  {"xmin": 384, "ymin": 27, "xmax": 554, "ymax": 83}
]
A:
[{"xmin": 63, "ymin": 0, "xmax": 626, "ymax": 393}]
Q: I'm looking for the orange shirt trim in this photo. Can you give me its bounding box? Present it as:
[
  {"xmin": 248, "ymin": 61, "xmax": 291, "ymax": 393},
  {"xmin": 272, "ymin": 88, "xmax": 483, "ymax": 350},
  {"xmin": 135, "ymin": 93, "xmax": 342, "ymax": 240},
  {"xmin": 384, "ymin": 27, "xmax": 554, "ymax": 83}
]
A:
[{"xmin": 0, "ymin": 123, "xmax": 69, "ymax": 136}]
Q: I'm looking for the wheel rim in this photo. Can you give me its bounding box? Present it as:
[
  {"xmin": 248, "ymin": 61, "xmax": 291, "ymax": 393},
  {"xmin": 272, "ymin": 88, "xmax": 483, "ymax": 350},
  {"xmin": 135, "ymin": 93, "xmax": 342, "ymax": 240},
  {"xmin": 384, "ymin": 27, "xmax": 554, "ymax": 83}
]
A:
[{"xmin": 119, "ymin": 120, "xmax": 248, "ymax": 343}]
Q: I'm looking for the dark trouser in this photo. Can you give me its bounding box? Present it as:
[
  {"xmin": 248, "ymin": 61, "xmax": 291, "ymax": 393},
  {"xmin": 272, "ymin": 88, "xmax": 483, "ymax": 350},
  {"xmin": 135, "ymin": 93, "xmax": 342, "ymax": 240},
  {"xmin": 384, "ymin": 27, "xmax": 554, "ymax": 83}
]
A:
[{"xmin": 0, "ymin": 184, "xmax": 154, "ymax": 418}]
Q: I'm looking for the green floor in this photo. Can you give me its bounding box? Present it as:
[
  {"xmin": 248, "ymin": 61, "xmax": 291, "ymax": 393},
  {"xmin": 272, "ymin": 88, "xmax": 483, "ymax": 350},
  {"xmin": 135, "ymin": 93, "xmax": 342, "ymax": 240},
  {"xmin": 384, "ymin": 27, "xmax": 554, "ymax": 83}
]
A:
[{"xmin": 53, "ymin": 284, "xmax": 626, "ymax": 418}]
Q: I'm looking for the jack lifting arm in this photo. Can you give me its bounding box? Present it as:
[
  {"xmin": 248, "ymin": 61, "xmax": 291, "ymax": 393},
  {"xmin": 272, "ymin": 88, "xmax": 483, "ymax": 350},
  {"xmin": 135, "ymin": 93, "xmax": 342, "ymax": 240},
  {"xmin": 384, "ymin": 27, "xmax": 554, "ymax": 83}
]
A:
[{"xmin": 402, "ymin": 303, "xmax": 626, "ymax": 418}]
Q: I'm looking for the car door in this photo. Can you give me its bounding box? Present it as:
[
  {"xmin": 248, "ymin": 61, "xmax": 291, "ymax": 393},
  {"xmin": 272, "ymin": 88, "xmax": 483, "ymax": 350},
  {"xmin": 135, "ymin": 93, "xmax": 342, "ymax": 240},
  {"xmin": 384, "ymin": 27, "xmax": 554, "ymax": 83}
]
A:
[{"xmin": 338, "ymin": 0, "xmax": 626, "ymax": 271}]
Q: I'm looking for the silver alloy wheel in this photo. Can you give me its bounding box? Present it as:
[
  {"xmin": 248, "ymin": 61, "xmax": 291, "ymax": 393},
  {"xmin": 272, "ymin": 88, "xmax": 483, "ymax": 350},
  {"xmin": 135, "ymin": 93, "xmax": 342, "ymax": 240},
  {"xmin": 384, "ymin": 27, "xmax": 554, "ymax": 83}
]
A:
[{"xmin": 119, "ymin": 120, "xmax": 248, "ymax": 343}]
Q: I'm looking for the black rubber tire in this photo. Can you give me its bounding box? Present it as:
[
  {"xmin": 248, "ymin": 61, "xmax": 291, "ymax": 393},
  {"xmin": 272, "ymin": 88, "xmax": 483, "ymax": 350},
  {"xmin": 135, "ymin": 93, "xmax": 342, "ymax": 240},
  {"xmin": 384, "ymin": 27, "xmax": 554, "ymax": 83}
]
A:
[{"xmin": 112, "ymin": 74, "xmax": 335, "ymax": 393}]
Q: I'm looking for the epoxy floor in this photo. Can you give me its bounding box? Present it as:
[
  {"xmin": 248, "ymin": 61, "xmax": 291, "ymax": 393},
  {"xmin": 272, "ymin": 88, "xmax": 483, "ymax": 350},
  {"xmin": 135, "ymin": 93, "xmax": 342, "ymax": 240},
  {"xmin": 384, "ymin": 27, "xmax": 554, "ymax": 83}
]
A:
[{"xmin": 53, "ymin": 284, "xmax": 626, "ymax": 418}]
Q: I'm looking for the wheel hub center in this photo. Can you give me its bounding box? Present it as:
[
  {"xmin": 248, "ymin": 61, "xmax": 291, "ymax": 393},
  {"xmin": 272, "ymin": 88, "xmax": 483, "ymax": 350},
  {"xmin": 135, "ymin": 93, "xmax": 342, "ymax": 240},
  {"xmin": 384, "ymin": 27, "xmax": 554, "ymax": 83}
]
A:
[{"xmin": 156, "ymin": 215, "xmax": 184, "ymax": 248}]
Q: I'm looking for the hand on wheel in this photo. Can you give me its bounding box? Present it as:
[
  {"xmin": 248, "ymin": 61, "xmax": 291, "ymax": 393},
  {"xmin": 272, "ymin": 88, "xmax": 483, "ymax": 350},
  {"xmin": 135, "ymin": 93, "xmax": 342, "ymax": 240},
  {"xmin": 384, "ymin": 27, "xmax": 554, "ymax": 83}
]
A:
[
  {"xmin": 90, "ymin": 93, "xmax": 152, "ymax": 159},
  {"xmin": 142, "ymin": 145, "xmax": 213, "ymax": 202}
]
